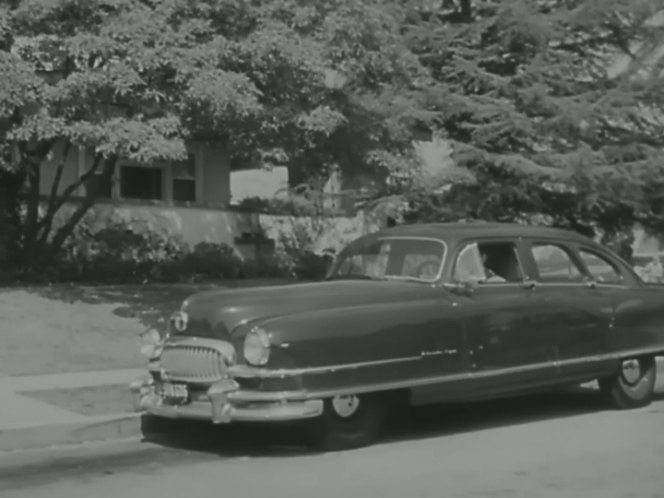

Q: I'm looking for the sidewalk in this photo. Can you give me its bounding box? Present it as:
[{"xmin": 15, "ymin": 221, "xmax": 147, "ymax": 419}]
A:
[
  {"xmin": 0, "ymin": 369, "xmax": 145, "ymax": 453},
  {"xmin": 0, "ymin": 280, "xmax": 295, "ymax": 454}
]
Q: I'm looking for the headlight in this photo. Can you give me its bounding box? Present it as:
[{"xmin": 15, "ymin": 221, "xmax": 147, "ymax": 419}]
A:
[{"xmin": 243, "ymin": 327, "xmax": 271, "ymax": 366}]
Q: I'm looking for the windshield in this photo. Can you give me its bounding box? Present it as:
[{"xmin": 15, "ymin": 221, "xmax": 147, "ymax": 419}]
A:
[{"xmin": 328, "ymin": 237, "xmax": 446, "ymax": 283}]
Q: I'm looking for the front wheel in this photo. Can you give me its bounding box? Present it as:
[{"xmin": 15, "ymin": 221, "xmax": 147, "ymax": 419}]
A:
[
  {"xmin": 598, "ymin": 356, "xmax": 656, "ymax": 409},
  {"xmin": 305, "ymin": 393, "xmax": 387, "ymax": 452}
]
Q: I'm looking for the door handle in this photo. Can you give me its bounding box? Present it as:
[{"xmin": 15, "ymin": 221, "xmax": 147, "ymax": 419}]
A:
[
  {"xmin": 522, "ymin": 279, "xmax": 537, "ymax": 290},
  {"xmin": 583, "ymin": 278, "xmax": 597, "ymax": 289}
]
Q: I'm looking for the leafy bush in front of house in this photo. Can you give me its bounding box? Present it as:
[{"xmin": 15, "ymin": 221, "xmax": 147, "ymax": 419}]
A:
[
  {"xmin": 272, "ymin": 222, "xmax": 335, "ymax": 281},
  {"xmin": 54, "ymin": 223, "xmax": 187, "ymax": 283},
  {"xmin": 177, "ymin": 242, "xmax": 244, "ymax": 280},
  {"xmin": 291, "ymin": 250, "xmax": 334, "ymax": 281},
  {"xmin": 0, "ymin": 216, "xmax": 309, "ymax": 285},
  {"xmin": 235, "ymin": 194, "xmax": 346, "ymax": 217}
]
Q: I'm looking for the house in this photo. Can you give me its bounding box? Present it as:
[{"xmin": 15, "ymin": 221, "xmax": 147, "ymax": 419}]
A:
[
  {"xmin": 43, "ymin": 139, "xmax": 278, "ymax": 254},
  {"xmin": 42, "ymin": 139, "xmax": 385, "ymax": 258}
]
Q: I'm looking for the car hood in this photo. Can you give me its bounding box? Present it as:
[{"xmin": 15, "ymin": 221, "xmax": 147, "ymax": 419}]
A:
[{"xmin": 176, "ymin": 279, "xmax": 442, "ymax": 339}]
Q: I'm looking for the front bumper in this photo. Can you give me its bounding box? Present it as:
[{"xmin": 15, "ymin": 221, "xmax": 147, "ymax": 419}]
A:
[{"xmin": 129, "ymin": 375, "xmax": 324, "ymax": 424}]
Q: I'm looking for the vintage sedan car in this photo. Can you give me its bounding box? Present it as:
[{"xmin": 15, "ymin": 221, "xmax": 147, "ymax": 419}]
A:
[{"xmin": 130, "ymin": 222, "xmax": 664, "ymax": 451}]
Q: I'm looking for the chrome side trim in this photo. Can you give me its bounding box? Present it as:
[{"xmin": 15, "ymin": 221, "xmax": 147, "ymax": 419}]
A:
[
  {"xmin": 228, "ymin": 390, "xmax": 308, "ymax": 403},
  {"xmin": 304, "ymin": 361, "xmax": 554, "ymax": 399},
  {"xmin": 227, "ymin": 354, "xmax": 424, "ymax": 379},
  {"xmin": 608, "ymin": 346, "xmax": 664, "ymax": 359},
  {"xmin": 299, "ymin": 347, "xmax": 664, "ymax": 399},
  {"xmin": 531, "ymin": 282, "xmax": 630, "ymax": 289},
  {"xmin": 226, "ymin": 344, "xmax": 664, "ymax": 390}
]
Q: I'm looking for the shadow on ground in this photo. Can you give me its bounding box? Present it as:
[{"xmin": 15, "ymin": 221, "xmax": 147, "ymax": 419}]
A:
[
  {"xmin": 143, "ymin": 387, "xmax": 662, "ymax": 458},
  {"xmin": 28, "ymin": 279, "xmax": 296, "ymax": 332}
]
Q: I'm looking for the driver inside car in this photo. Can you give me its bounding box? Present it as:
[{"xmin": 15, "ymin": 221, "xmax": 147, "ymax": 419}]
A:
[{"xmin": 480, "ymin": 251, "xmax": 507, "ymax": 283}]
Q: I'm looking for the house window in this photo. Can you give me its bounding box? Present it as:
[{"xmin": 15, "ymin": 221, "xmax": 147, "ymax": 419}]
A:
[
  {"xmin": 120, "ymin": 165, "xmax": 163, "ymax": 200},
  {"xmin": 171, "ymin": 153, "xmax": 196, "ymax": 202}
]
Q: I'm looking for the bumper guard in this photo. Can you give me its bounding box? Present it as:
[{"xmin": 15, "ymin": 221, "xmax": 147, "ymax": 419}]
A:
[{"xmin": 129, "ymin": 375, "xmax": 324, "ymax": 424}]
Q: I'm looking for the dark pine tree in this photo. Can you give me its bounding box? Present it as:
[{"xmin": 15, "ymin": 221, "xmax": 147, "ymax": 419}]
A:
[{"xmin": 401, "ymin": 0, "xmax": 664, "ymax": 242}]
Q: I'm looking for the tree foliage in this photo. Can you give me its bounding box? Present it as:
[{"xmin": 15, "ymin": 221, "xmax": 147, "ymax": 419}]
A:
[
  {"xmin": 3, "ymin": 0, "xmax": 663, "ymax": 275},
  {"xmin": 400, "ymin": 0, "xmax": 664, "ymax": 244},
  {"xmin": 0, "ymin": 0, "xmax": 421, "ymax": 271}
]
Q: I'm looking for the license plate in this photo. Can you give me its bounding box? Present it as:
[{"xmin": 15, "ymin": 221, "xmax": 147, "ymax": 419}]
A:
[{"xmin": 160, "ymin": 382, "xmax": 189, "ymax": 404}]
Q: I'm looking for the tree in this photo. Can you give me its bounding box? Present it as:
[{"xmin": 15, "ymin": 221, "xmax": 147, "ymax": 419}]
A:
[
  {"xmin": 0, "ymin": 0, "xmax": 423, "ymax": 273},
  {"xmin": 399, "ymin": 0, "xmax": 664, "ymax": 246}
]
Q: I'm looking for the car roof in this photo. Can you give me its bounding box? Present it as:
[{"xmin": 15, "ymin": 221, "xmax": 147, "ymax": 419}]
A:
[{"xmin": 368, "ymin": 222, "xmax": 594, "ymax": 245}]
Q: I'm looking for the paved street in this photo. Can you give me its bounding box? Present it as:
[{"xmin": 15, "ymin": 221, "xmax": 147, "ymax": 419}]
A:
[{"xmin": 1, "ymin": 389, "xmax": 663, "ymax": 498}]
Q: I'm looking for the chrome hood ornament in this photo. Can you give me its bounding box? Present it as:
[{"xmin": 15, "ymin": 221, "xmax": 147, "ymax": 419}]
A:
[{"xmin": 170, "ymin": 311, "xmax": 189, "ymax": 333}]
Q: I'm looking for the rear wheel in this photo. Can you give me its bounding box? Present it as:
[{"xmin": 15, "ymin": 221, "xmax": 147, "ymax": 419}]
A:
[
  {"xmin": 305, "ymin": 393, "xmax": 387, "ymax": 452},
  {"xmin": 598, "ymin": 356, "xmax": 656, "ymax": 409}
]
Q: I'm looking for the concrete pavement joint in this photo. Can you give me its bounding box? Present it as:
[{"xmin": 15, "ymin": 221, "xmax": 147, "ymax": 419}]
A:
[
  {"xmin": 0, "ymin": 436, "xmax": 143, "ymax": 459},
  {"xmin": 0, "ymin": 368, "xmax": 144, "ymax": 392}
]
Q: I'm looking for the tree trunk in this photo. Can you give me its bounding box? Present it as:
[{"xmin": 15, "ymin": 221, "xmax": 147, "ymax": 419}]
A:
[
  {"xmin": 17, "ymin": 141, "xmax": 53, "ymax": 271},
  {"xmin": 0, "ymin": 168, "xmax": 26, "ymax": 271}
]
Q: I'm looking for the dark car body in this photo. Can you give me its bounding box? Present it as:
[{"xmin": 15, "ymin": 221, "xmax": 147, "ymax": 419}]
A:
[{"xmin": 131, "ymin": 222, "xmax": 664, "ymax": 449}]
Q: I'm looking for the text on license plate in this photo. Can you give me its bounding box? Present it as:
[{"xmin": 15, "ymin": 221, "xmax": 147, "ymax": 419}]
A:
[{"xmin": 161, "ymin": 382, "xmax": 189, "ymax": 400}]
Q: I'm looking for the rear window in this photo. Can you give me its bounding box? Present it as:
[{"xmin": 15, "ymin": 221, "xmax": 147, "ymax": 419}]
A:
[{"xmin": 578, "ymin": 250, "xmax": 623, "ymax": 284}]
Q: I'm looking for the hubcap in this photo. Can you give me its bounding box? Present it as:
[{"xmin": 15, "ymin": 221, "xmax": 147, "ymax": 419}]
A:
[
  {"xmin": 621, "ymin": 359, "xmax": 642, "ymax": 385},
  {"xmin": 331, "ymin": 395, "xmax": 360, "ymax": 418}
]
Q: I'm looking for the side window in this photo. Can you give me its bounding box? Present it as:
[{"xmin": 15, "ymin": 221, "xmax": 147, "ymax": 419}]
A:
[
  {"xmin": 578, "ymin": 250, "xmax": 623, "ymax": 284},
  {"xmin": 454, "ymin": 241, "xmax": 524, "ymax": 284},
  {"xmin": 531, "ymin": 244, "xmax": 583, "ymax": 283},
  {"xmin": 402, "ymin": 253, "xmax": 443, "ymax": 280},
  {"xmin": 453, "ymin": 243, "xmax": 485, "ymax": 282},
  {"xmin": 337, "ymin": 241, "xmax": 390, "ymax": 278}
]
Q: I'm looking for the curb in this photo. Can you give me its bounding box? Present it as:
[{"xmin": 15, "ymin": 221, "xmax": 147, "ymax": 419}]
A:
[
  {"xmin": 0, "ymin": 412, "xmax": 199, "ymax": 454},
  {"xmin": 0, "ymin": 414, "xmax": 143, "ymax": 453}
]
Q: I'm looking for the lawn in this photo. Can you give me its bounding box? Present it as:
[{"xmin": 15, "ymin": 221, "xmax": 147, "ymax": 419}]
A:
[{"xmin": 0, "ymin": 279, "xmax": 294, "ymax": 377}]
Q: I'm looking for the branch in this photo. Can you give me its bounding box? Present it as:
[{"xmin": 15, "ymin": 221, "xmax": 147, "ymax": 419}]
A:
[
  {"xmin": 48, "ymin": 154, "xmax": 117, "ymax": 254},
  {"xmin": 36, "ymin": 150, "xmax": 106, "ymax": 246},
  {"xmin": 43, "ymin": 142, "xmax": 72, "ymax": 213},
  {"xmin": 43, "ymin": 151, "xmax": 104, "ymax": 225}
]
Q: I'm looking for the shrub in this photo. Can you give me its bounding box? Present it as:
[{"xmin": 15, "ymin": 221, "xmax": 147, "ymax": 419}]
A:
[
  {"xmin": 0, "ymin": 214, "xmax": 328, "ymax": 285},
  {"xmin": 180, "ymin": 242, "xmax": 243, "ymax": 280},
  {"xmin": 41, "ymin": 223, "xmax": 255, "ymax": 284},
  {"xmin": 274, "ymin": 224, "xmax": 335, "ymax": 281},
  {"xmin": 291, "ymin": 250, "xmax": 334, "ymax": 280}
]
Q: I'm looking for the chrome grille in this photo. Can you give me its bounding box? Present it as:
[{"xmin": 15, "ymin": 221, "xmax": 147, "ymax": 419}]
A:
[{"xmin": 160, "ymin": 345, "xmax": 226, "ymax": 383}]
